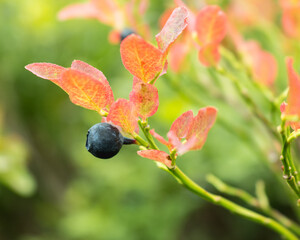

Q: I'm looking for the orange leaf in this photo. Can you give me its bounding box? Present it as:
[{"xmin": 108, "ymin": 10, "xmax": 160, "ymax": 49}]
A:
[
  {"xmin": 107, "ymin": 99, "xmax": 139, "ymax": 135},
  {"xmin": 71, "ymin": 60, "xmax": 114, "ymax": 107},
  {"xmin": 198, "ymin": 43, "xmax": 220, "ymax": 66},
  {"xmin": 58, "ymin": 2, "xmax": 100, "ymax": 21},
  {"xmin": 156, "ymin": 7, "xmax": 188, "ymax": 53},
  {"xmin": 286, "ymin": 57, "xmax": 300, "ymax": 117},
  {"xmin": 120, "ymin": 34, "xmax": 164, "ymax": 83},
  {"xmin": 25, "ymin": 63, "xmax": 66, "ymax": 86},
  {"xmin": 60, "ymin": 69, "xmax": 109, "ymax": 112},
  {"xmin": 129, "ymin": 77, "xmax": 159, "ymax": 120},
  {"xmin": 195, "ymin": 5, "xmax": 227, "ymax": 46},
  {"xmin": 184, "ymin": 107, "xmax": 217, "ymax": 152},
  {"xmin": 137, "ymin": 150, "xmax": 172, "ymax": 168}
]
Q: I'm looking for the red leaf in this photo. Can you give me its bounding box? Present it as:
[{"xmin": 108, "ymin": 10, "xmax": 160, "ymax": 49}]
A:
[
  {"xmin": 184, "ymin": 107, "xmax": 217, "ymax": 152},
  {"xmin": 156, "ymin": 7, "xmax": 188, "ymax": 53},
  {"xmin": 169, "ymin": 110, "xmax": 193, "ymax": 139},
  {"xmin": 129, "ymin": 77, "xmax": 159, "ymax": 120},
  {"xmin": 137, "ymin": 150, "xmax": 172, "ymax": 168},
  {"xmin": 107, "ymin": 99, "xmax": 139, "ymax": 135},
  {"xmin": 120, "ymin": 34, "xmax": 164, "ymax": 83},
  {"xmin": 71, "ymin": 60, "xmax": 114, "ymax": 107},
  {"xmin": 58, "ymin": 2, "xmax": 100, "ymax": 21},
  {"xmin": 195, "ymin": 5, "xmax": 227, "ymax": 46},
  {"xmin": 60, "ymin": 69, "xmax": 109, "ymax": 112},
  {"xmin": 25, "ymin": 63, "xmax": 66, "ymax": 86},
  {"xmin": 286, "ymin": 57, "xmax": 300, "ymax": 117}
]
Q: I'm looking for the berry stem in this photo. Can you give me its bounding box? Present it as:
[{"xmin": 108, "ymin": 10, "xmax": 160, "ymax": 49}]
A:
[{"xmin": 123, "ymin": 137, "xmax": 136, "ymax": 145}]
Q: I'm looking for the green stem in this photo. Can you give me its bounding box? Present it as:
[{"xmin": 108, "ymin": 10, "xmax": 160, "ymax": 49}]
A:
[
  {"xmin": 280, "ymin": 119, "xmax": 300, "ymax": 198},
  {"xmin": 138, "ymin": 119, "xmax": 159, "ymax": 150},
  {"xmin": 133, "ymin": 133, "xmax": 149, "ymax": 148},
  {"xmin": 170, "ymin": 167, "xmax": 298, "ymax": 240},
  {"xmin": 207, "ymin": 174, "xmax": 300, "ymax": 236},
  {"xmin": 288, "ymin": 130, "xmax": 300, "ymax": 143},
  {"xmin": 136, "ymin": 119, "xmax": 298, "ymax": 239}
]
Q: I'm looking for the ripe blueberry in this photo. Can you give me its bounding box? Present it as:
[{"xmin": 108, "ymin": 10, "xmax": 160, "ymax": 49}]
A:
[
  {"xmin": 86, "ymin": 123, "xmax": 135, "ymax": 159},
  {"xmin": 120, "ymin": 28, "xmax": 135, "ymax": 42}
]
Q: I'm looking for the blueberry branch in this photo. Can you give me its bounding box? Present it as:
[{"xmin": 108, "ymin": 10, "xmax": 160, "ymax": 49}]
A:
[
  {"xmin": 170, "ymin": 167, "xmax": 298, "ymax": 240},
  {"xmin": 138, "ymin": 119, "xmax": 159, "ymax": 150},
  {"xmin": 136, "ymin": 122, "xmax": 298, "ymax": 239}
]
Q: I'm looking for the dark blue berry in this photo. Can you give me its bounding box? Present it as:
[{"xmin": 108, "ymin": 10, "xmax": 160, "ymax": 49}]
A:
[
  {"xmin": 120, "ymin": 28, "xmax": 135, "ymax": 42},
  {"xmin": 86, "ymin": 123, "xmax": 135, "ymax": 159}
]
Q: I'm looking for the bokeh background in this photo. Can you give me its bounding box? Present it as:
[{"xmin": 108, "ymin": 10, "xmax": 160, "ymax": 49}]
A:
[{"xmin": 0, "ymin": 0, "xmax": 299, "ymax": 239}]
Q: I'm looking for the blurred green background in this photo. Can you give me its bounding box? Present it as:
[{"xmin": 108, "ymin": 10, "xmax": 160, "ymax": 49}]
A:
[{"xmin": 0, "ymin": 0, "xmax": 298, "ymax": 239}]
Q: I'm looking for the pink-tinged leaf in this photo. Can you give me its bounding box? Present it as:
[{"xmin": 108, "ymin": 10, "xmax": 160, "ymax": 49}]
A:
[
  {"xmin": 252, "ymin": 51, "xmax": 277, "ymax": 86},
  {"xmin": 71, "ymin": 60, "xmax": 106, "ymax": 80},
  {"xmin": 174, "ymin": 0, "xmax": 196, "ymax": 31},
  {"xmin": 195, "ymin": 5, "xmax": 227, "ymax": 46},
  {"xmin": 282, "ymin": 5, "xmax": 300, "ymax": 38},
  {"xmin": 107, "ymin": 99, "xmax": 139, "ymax": 134},
  {"xmin": 185, "ymin": 107, "xmax": 217, "ymax": 151},
  {"xmin": 71, "ymin": 60, "xmax": 114, "ymax": 107},
  {"xmin": 137, "ymin": 150, "xmax": 172, "ymax": 168},
  {"xmin": 286, "ymin": 57, "xmax": 300, "ymax": 117},
  {"xmin": 280, "ymin": 102, "xmax": 287, "ymax": 113},
  {"xmin": 169, "ymin": 42, "xmax": 189, "ymax": 72},
  {"xmin": 25, "ymin": 63, "xmax": 66, "ymax": 85},
  {"xmin": 58, "ymin": 2, "xmax": 99, "ymax": 21},
  {"xmin": 60, "ymin": 69, "xmax": 109, "ymax": 112},
  {"xmin": 198, "ymin": 43, "xmax": 220, "ymax": 66},
  {"xmin": 150, "ymin": 129, "xmax": 170, "ymax": 147},
  {"xmin": 156, "ymin": 7, "xmax": 188, "ymax": 53},
  {"xmin": 108, "ymin": 30, "xmax": 121, "ymax": 44},
  {"xmin": 91, "ymin": 0, "xmax": 123, "ymax": 28},
  {"xmin": 169, "ymin": 110, "xmax": 193, "ymax": 139},
  {"xmin": 120, "ymin": 34, "xmax": 164, "ymax": 83},
  {"xmin": 237, "ymin": 41, "xmax": 277, "ymax": 86},
  {"xmin": 167, "ymin": 130, "xmax": 182, "ymax": 151},
  {"xmin": 138, "ymin": 0, "xmax": 148, "ymax": 15},
  {"xmin": 129, "ymin": 77, "xmax": 159, "ymax": 120}
]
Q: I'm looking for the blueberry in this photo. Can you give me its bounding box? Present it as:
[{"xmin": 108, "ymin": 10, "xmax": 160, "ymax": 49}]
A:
[
  {"xmin": 120, "ymin": 28, "xmax": 135, "ymax": 42},
  {"xmin": 86, "ymin": 123, "xmax": 135, "ymax": 159}
]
